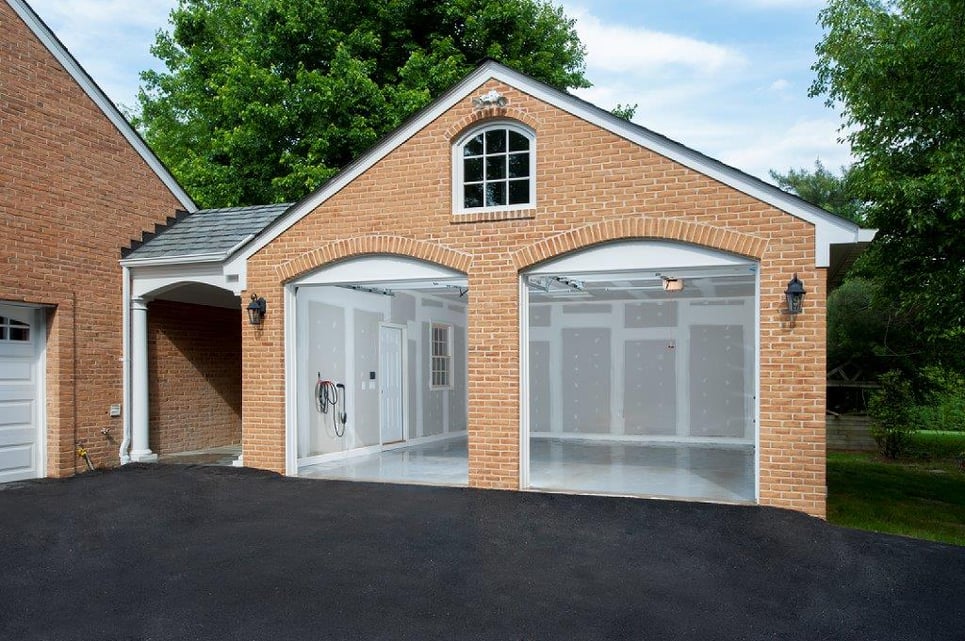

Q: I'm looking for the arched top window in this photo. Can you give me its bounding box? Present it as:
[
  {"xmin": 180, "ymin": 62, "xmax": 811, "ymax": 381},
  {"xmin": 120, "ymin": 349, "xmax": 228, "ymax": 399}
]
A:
[
  {"xmin": 454, "ymin": 123, "xmax": 535, "ymax": 213},
  {"xmin": 0, "ymin": 316, "xmax": 30, "ymax": 342}
]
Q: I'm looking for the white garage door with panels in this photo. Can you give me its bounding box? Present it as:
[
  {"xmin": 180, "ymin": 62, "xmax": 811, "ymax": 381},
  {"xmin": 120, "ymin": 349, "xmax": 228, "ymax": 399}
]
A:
[{"xmin": 0, "ymin": 304, "xmax": 45, "ymax": 483}]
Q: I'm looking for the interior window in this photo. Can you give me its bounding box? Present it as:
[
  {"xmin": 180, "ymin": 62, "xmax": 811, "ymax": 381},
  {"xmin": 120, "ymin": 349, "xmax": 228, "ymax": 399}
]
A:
[
  {"xmin": 430, "ymin": 323, "xmax": 452, "ymax": 388},
  {"xmin": 460, "ymin": 126, "xmax": 532, "ymax": 210}
]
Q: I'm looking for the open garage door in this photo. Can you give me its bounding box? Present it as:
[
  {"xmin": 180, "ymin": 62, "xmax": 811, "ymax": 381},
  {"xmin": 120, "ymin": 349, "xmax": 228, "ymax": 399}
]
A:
[
  {"xmin": 521, "ymin": 241, "xmax": 758, "ymax": 503},
  {"xmin": 288, "ymin": 256, "xmax": 469, "ymax": 486},
  {"xmin": 0, "ymin": 304, "xmax": 45, "ymax": 482}
]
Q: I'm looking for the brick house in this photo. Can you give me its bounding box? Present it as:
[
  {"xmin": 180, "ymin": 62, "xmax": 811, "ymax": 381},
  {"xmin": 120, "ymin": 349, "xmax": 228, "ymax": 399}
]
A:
[
  {"xmin": 123, "ymin": 62, "xmax": 871, "ymax": 517},
  {"xmin": 6, "ymin": 0, "xmax": 873, "ymax": 517},
  {"xmin": 0, "ymin": 0, "xmax": 196, "ymax": 480}
]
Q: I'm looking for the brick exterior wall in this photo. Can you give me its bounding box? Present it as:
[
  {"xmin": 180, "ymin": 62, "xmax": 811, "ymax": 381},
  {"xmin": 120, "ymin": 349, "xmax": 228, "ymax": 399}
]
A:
[
  {"xmin": 242, "ymin": 79, "xmax": 829, "ymax": 517},
  {"xmin": 0, "ymin": 2, "xmax": 185, "ymax": 474},
  {"xmin": 147, "ymin": 301, "xmax": 242, "ymax": 454}
]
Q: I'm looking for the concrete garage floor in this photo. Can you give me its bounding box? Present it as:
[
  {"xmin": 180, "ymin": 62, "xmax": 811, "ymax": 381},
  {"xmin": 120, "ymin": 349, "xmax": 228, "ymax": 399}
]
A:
[
  {"xmin": 1, "ymin": 465, "xmax": 960, "ymax": 641},
  {"xmin": 300, "ymin": 436, "xmax": 754, "ymax": 502}
]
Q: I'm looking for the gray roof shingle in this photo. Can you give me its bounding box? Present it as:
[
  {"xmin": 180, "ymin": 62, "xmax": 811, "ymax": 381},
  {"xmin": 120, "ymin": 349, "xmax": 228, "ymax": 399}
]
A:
[{"xmin": 124, "ymin": 203, "xmax": 291, "ymax": 260}]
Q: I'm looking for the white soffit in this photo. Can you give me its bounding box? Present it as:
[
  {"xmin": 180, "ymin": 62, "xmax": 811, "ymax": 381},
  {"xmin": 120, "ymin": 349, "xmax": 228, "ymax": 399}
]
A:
[
  {"xmin": 231, "ymin": 60, "xmax": 869, "ymax": 269},
  {"xmin": 526, "ymin": 240, "xmax": 753, "ymax": 276},
  {"xmin": 292, "ymin": 255, "xmax": 465, "ymax": 286},
  {"xmin": 7, "ymin": 0, "xmax": 196, "ymax": 212}
]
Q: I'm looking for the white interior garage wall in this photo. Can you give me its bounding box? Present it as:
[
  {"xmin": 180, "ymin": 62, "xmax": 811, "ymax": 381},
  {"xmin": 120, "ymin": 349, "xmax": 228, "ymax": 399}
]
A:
[
  {"xmin": 295, "ymin": 286, "xmax": 467, "ymax": 463},
  {"xmin": 528, "ymin": 297, "xmax": 754, "ymax": 443}
]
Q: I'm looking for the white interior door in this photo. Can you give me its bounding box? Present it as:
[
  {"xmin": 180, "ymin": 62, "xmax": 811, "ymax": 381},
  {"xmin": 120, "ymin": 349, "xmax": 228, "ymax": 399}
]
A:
[
  {"xmin": 0, "ymin": 304, "xmax": 43, "ymax": 483},
  {"xmin": 379, "ymin": 324, "xmax": 404, "ymax": 444}
]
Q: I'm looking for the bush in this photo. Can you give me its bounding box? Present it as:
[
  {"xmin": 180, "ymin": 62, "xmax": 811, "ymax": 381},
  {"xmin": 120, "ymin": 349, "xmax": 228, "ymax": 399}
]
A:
[
  {"xmin": 916, "ymin": 368, "xmax": 965, "ymax": 432},
  {"xmin": 868, "ymin": 370, "xmax": 918, "ymax": 458}
]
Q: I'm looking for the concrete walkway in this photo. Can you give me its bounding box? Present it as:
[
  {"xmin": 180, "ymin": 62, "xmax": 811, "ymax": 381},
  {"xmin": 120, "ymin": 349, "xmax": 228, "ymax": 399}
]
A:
[{"xmin": 0, "ymin": 464, "xmax": 961, "ymax": 640}]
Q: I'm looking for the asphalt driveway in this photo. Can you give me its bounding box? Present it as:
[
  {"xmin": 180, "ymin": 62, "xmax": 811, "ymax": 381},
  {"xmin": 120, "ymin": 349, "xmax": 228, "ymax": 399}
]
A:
[{"xmin": 0, "ymin": 464, "xmax": 961, "ymax": 640}]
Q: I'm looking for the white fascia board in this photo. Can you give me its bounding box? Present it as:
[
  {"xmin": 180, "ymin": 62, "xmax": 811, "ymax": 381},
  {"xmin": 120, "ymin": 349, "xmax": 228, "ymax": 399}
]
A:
[
  {"xmin": 228, "ymin": 59, "xmax": 872, "ymax": 270},
  {"xmin": 8, "ymin": 0, "xmax": 196, "ymax": 213},
  {"xmin": 129, "ymin": 261, "xmax": 239, "ymax": 299},
  {"xmin": 120, "ymin": 253, "xmax": 227, "ymax": 267}
]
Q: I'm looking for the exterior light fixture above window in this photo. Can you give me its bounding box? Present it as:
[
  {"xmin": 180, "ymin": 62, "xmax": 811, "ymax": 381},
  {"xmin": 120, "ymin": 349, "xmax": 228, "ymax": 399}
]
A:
[
  {"xmin": 472, "ymin": 89, "xmax": 508, "ymax": 109},
  {"xmin": 784, "ymin": 274, "xmax": 806, "ymax": 314},
  {"xmin": 247, "ymin": 293, "xmax": 267, "ymax": 325},
  {"xmin": 662, "ymin": 277, "xmax": 684, "ymax": 292}
]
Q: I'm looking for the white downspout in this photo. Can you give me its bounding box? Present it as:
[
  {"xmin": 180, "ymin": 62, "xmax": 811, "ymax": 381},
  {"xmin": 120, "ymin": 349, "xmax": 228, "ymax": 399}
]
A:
[{"xmin": 119, "ymin": 265, "xmax": 132, "ymax": 464}]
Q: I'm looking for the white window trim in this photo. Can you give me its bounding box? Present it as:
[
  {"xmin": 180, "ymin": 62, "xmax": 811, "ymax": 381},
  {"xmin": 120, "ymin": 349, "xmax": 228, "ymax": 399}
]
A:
[
  {"xmin": 429, "ymin": 322, "xmax": 453, "ymax": 390},
  {"xmin": 452, "ymin": 120, "xmax": 536, "ymax": 215}
]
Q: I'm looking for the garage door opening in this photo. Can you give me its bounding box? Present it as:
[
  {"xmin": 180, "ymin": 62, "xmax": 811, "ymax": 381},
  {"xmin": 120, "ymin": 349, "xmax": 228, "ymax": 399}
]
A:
[
  {"xmin": 521, "ymin": 241, "xmax": 758, "ymax": 503},
  {"xmin": 291, "ymin": 256, "xmax": 468, "ymax": 486}
]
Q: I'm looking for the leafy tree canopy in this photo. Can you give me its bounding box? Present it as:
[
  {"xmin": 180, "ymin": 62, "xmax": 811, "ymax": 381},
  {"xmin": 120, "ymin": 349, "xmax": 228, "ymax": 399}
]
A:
[
  {"xmin": 136, "ymin": 0, "xmax": 588, "ymax": 208},
  {"xmin": 811, "ymin": 0, "xmax": 965, "ymax": 369},
  {"xmin": 769, "ymin": 160, "xmax": 865, "ymax": 224}
]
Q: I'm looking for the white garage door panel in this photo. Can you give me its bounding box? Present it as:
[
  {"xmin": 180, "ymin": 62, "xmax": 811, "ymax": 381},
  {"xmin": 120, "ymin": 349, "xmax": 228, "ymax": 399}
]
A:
[
  {"xmin": 0, "ymin": 360, "xmax": 32, "ymax": 381},
  {"xmin": 0, "ymin": 441, "xmax": 35, "ymax": 471},
  {"xmin": 0, "ymin": 400, "xmax": 33, "ymax": 425},
  {"xmin": 0, "ymin": 304, "xmax": 43, "ymax": 483}
]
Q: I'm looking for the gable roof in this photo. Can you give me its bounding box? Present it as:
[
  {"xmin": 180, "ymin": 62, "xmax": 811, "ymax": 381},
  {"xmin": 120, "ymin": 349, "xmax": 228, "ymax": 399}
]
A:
[
  {"xmin": 224, "ymin": 60, "xmax": 871, "ymax": 271},
  {"xmin": 6, "ymin": 0, "xmax": 196, "ymax": 212},
  {"xmin": 122, "ymin": 203, "xmax": 292, "ymax": 262}
]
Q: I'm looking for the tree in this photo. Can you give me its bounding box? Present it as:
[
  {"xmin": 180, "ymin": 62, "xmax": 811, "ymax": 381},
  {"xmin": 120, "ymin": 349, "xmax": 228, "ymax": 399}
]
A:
[
  {"xmin": 135, "ymin": 0, "xmax": 588, "ymax": 208},
  {"xmin": 811, "ymin": 0, "xmax": 965, "ymax": 372},
  {"xmin": 769, "ymin": 160, "xmax": 864, "ymax": 224}
]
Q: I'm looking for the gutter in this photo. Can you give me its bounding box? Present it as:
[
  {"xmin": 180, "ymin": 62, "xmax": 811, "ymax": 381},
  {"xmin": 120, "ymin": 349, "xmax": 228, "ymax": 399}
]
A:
[{"xmin": 119, "ymin": 265, "xmax": 131, "ymax": 464}]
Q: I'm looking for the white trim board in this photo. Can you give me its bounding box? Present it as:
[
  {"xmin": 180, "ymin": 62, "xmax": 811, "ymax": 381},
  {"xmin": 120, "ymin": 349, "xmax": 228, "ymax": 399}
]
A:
[
  {"xmin": 7, "ymin": 0, "xmax": 196, "ymax": 212},
  {"xmin": 227, "ymin": 60, "xmax": 872, "ymax": 272}
]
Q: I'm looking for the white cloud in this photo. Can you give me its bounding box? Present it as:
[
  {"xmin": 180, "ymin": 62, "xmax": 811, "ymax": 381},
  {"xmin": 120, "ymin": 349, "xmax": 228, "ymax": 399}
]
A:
[
  {"xmin": 770, "ymin": 78, "xmax": 791, "ymax": 92},
  {"xmin": 718, "ymin": 118, "xmax": 853, "ymax": 180},
  {"xmin": 29, "ymin": 0, "xmax": 177, "ymax": 108},
  {"xmin": 567, "ymin": 6, "xmax": 746, "ymax": 75}
]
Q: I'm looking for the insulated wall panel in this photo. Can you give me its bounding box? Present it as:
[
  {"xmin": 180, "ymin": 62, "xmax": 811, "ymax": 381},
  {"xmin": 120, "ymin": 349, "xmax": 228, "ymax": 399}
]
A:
[
  {"xmin": 623, "ymin": 340, "xmax": 676, "ymax": 435},
  {"xmin": 408, "ymin": 339, "xmax": 418, "ymax": 437},
  {"xmin": 304, "ymin": 301, "xmax": 346, "ymax": 456},
  {"xmin": 353, "ymin": 310, "xmax": 383, "ymax": 447},
  {"xmin": 449, "ymin": 325, "xmax": 467, "ymax": 432},
  {"xmin": 625, "ymin": 301, "xmax": 677, "ymax": 328},
  {"xmin": 561, "ymin": 328, "xmax": 610, "ymax": 433},
  {"xmin": 529, "ymin": 340, "xmax": 551, "ymax": 432},
  {"xmin": 390, "ymin": 293, "xmax": 416, "ymax": 323},
  {"xmin": 689, "ymin": 325, "xmax": 746, "ymax": 437}
]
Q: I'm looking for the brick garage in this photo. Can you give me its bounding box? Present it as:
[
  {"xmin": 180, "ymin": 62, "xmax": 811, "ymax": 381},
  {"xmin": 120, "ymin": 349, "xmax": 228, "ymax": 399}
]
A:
[
  {"xmin": 0, "ymin": 0, "xmax": 194, "ymax": 478},
  {"xmin": 222, "ymin": 62, "xmax": 871, "ymax": 518},
  {"xmin": 4, "ymin": 0, "xmax": 871, "ymax": 519}
]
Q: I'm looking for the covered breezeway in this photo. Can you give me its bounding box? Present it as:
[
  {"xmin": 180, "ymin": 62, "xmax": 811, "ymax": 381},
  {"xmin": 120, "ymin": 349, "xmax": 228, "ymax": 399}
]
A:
[{"xmin": 521, "ymin": 240, "xmax": 758, "ymax": 503}]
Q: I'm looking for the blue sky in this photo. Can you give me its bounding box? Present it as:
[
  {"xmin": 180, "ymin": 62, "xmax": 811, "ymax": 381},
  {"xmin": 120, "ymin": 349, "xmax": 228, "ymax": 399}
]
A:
[{"xmin": 26, "ymin": 0, "xmax": 849, "ymax": 182}]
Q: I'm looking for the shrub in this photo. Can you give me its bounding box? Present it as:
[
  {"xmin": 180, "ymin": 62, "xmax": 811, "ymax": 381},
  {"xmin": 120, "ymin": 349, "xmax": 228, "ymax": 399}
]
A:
[
  {"xmin": 916, "ymin": 368, "xmax": 965, "ymax": 432},
  {"xmin": 868, "ymin": 370, "xmax": 918, "ymax": 458}
]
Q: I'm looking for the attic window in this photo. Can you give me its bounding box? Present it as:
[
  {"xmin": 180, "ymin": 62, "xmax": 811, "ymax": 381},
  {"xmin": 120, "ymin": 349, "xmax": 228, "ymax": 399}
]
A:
[{"xmin": 454, "ymin": 123, "xmax": 534, "ymax": 213}]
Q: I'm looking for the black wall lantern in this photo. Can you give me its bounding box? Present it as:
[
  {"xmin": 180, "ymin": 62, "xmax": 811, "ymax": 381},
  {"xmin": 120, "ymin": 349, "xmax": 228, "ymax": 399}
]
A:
[
  {"xmin": 784, "ymin": 274, "xmax": 806, "ymax": 315},
  {"xmin": 246, "ymin": 293, "xmax": 267, "ymax": 325}
]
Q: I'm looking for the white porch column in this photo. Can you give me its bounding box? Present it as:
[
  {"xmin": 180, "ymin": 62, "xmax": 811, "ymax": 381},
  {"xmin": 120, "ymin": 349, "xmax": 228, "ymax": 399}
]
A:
[{"xmin": 129, "ymin": 297, "xmax": 157, "ymax": 462}]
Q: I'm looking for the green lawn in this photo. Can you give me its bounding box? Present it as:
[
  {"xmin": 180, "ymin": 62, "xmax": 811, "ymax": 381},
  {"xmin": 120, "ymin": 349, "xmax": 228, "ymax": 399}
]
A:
[{"xmin": 827, "ymin": 432, "xmax": 965, "ymax": 546}]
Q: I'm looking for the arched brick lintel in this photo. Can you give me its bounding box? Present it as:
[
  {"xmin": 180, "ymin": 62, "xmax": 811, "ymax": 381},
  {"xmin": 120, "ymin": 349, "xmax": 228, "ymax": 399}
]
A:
[
  {"xmin": 275, "ymin": 235, "xmax": 473, "ymax": 283},
  {"xmin": 511, "ymin": 216, "xmax": 769, "ymax": 271},
  {"xmin": 445, "ymin": 105, "xmax": 541, "ymax": 142}
]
